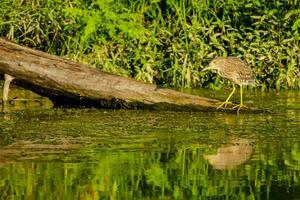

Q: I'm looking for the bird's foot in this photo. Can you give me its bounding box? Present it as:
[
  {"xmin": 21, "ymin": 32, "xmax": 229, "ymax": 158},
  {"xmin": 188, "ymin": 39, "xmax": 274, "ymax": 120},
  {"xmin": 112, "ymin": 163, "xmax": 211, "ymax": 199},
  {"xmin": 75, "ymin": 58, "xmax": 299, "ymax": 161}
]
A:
[
  {"xmin": 215, "ymin": 101, "xmax": 234, "ymax": 109},
  {"xmin": 232, "ymin": 104, "xmax": 248, "ymax": 113}
]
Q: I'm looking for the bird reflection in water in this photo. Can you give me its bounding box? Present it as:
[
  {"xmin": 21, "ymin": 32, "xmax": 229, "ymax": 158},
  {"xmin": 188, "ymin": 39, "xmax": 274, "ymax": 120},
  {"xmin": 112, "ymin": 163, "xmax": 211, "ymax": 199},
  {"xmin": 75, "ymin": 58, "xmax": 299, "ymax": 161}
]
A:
[{"xmin": 204, "ymin": 138, "xmax": 254, "ymax": 170}]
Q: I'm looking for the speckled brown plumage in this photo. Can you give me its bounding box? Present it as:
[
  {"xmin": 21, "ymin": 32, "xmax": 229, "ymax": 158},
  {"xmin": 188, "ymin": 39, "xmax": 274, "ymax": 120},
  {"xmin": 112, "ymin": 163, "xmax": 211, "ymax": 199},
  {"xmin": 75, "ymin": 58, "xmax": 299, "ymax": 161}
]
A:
[
  {"xmin": 202, "ymin": 56, "xmax": 257, "ymax": 112},
  {"xmin": 206, "ymin": 57, "xmax": 256, "ymax": 86}
]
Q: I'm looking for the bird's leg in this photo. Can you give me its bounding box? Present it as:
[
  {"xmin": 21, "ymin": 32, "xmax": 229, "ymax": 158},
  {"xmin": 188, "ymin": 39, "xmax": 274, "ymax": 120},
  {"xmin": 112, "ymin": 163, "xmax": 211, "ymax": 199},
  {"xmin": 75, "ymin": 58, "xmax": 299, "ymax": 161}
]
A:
[
  {"xmin": 2, "ymin": 74, "xmax": 14, "ymax": 102},
  {"xmin": 232, "ymin": 85, "xmax": 247, "ymax": 113},
  {"xmin": 237, "ymin": 85, "xmax": 243, "ymax": 113},
  {"xmin": 240, "ymin": 85, "xmax": 243, "ymax": 107},
  {"xmin": 216, "ymin": 84, "xmax": 236, "ymax": 109}
]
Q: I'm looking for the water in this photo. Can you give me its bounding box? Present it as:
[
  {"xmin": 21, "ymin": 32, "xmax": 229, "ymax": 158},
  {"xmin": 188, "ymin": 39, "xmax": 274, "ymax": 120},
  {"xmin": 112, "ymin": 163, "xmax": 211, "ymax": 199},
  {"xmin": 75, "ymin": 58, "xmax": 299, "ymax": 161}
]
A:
[{"xmin": 0, "ymin": 88, "xmax": 300, "ymax": 200}]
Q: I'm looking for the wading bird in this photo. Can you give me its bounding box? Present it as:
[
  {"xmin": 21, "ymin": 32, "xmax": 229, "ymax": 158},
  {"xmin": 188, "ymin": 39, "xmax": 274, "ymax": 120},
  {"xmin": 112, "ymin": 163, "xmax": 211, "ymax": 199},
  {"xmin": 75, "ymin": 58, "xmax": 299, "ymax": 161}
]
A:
[{"xmin": 202, "ymin": 57, "xmax": 256, "ymax": 112}]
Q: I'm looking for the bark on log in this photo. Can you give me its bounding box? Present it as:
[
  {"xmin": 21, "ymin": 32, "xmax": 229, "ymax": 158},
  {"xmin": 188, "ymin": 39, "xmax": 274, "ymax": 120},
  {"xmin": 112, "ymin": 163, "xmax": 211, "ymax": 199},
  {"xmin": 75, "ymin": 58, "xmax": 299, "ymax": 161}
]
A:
[{"xmin": 0, "ymin": 38, "xmax": 264, "ymax": 113}]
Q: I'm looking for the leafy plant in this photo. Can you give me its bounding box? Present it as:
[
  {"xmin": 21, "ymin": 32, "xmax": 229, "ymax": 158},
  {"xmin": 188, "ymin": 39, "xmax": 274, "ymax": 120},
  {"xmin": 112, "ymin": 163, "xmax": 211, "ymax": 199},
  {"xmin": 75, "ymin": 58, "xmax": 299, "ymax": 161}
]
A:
[{"xmin": 0, "ymin": 0, "xmax": 300, "ymax": 90}]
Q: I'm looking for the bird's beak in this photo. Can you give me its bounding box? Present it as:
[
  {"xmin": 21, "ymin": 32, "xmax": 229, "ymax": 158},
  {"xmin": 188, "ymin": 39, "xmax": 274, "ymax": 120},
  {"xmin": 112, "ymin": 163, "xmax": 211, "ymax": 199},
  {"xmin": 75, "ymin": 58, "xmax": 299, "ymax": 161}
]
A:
[{"xmin": 201, "ymin": 64, "xmax": 217, "ymax": 72}]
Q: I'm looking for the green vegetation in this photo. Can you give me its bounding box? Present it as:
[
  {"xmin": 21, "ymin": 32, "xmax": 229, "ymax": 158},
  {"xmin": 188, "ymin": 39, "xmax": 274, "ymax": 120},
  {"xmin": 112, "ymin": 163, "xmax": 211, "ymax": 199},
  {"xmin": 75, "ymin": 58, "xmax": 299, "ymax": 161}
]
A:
[{"xmin": 1, "ymin": 0, "xmax": 300, "ymax": 90}]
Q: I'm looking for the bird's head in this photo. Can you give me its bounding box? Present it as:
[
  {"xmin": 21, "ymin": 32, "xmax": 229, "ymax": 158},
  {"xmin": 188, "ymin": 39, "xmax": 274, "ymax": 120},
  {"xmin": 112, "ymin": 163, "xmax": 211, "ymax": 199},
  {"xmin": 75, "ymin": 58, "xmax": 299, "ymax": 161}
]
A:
[{"xmin": 201, "ymin": 57, "xmax": 223, "ymax": 72}]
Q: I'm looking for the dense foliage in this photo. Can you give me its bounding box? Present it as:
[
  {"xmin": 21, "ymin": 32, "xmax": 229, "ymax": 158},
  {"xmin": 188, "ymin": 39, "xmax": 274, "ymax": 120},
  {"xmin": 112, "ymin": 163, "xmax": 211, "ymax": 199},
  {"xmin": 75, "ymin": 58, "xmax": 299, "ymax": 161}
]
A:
[{"xmin": 1, "ymin": 0, "xmax": 300, "ymax": 90}]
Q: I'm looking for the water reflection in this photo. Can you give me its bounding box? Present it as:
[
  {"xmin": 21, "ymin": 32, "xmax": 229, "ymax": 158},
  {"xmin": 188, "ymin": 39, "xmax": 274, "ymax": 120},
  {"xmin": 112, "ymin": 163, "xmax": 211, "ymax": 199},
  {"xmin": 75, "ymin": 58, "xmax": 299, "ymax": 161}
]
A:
[
  {"xmin": 204, "ymin": 138, "xmax": 253, "ymax": 169},
  {"xmin": 1, "ymin": 139, "xmax": 300, "ymax": 200},
  {"xmin": 0, "ymin": 88, "xmax": 300, "ymax": 199}
]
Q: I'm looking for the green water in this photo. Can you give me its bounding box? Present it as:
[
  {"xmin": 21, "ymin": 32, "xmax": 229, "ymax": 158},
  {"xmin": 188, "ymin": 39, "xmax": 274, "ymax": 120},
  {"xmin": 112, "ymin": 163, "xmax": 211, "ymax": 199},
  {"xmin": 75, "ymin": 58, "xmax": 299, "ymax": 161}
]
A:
[{"xmin": 0, "ymin": 89, "xmax": 300, "ymax": 200}]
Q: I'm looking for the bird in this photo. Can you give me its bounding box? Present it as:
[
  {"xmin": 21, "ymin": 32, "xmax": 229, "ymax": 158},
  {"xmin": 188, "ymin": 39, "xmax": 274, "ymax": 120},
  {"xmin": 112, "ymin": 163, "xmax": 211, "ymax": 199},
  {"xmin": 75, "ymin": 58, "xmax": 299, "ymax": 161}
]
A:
[{"xmin": 202, "ymin": 56, "xmax": 256, "ymax": 112}]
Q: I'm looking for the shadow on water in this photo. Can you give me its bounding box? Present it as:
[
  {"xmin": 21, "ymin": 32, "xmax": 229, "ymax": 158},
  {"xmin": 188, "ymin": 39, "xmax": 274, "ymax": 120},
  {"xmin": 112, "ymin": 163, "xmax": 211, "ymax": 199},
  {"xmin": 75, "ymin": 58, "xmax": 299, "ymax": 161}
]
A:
[{"xmin": 0, "ymin": 86, "xmax": 300, "ymax": 199}]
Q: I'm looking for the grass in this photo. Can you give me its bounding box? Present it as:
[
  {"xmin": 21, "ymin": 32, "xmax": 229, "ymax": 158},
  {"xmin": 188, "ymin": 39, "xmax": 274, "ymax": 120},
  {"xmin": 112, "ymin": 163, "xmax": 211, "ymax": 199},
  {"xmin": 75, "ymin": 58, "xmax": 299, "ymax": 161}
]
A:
[{"xmin": 0, "ymin": 0, "xmax": 300, "ymax": 90}]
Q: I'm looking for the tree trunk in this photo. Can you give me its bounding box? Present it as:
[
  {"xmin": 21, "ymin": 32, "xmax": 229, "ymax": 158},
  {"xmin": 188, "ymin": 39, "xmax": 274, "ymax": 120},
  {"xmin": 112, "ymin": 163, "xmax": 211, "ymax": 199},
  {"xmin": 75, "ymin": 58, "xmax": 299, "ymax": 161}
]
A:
[{"xmin": 0, "ymin": 38, "xmax": 263, "ymax": 112}]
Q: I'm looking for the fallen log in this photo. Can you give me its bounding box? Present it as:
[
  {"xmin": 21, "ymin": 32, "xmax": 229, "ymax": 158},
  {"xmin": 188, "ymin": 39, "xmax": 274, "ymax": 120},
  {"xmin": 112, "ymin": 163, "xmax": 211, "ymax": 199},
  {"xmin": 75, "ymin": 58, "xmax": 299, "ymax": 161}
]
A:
[{"xmin": 0, "ymin": 38, "xmax": 264, "ymax": 113}]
